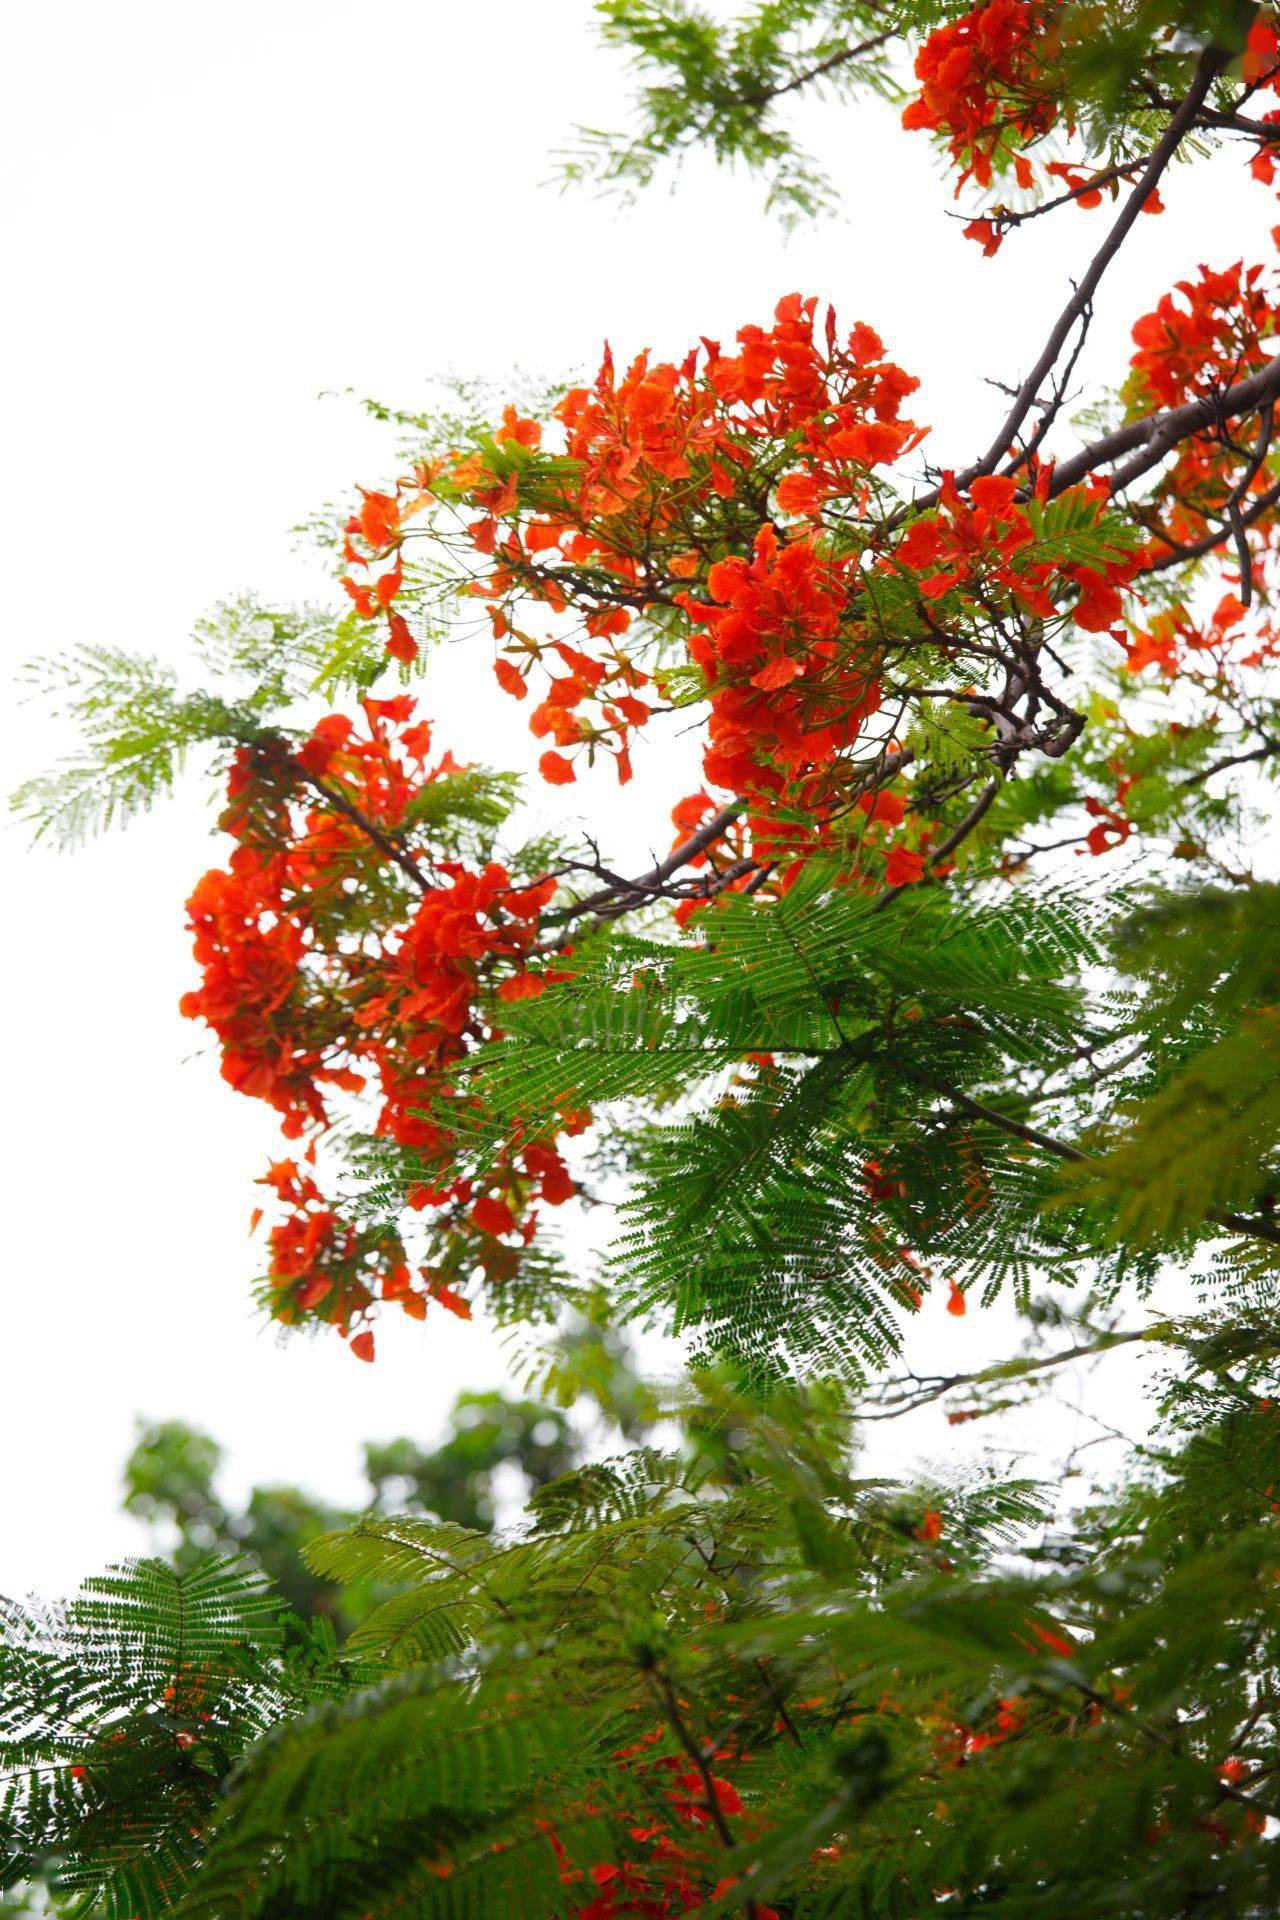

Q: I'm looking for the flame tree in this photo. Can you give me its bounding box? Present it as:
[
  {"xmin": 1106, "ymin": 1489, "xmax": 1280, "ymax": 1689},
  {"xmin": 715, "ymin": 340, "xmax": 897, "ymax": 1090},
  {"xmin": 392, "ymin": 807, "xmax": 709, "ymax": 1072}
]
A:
[{"xmin": 9, "ymin": 4, "xmax": 1280, "ymax": 1915}]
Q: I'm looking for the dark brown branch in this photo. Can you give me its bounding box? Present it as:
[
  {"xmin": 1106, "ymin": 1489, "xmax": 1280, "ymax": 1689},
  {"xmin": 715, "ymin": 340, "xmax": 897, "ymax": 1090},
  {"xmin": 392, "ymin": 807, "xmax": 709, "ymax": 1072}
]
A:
[
  {"xmin": 1141, "ymin": 477, "xmax": 1280, "ymax": 578},
  {"xmin": 911, "ymin": 1070, "xmax": 1280, "ymax": 1251},
  {"xmin": 894, "ymin": 342, "xmax": 1280, "ymax": 529},
  {"xmin": 755, "ymin": 1658, "xmax": 804, "ymax": 1747},
  {"xmin": 1181, "ymin": 740, "xmax": 1279, "ymax": 788},
  {"xmin": 544, "ymin": 799, "xmax": 745, "ymax": 926},
  {"xmin": 927, "ymin": 778, "xmax": 1001, "ymax": 864},
  {"xmin": 964, "ymin": 47, "xmax": 1224, "ymax": 484},
  {"xmin": 295, "ymin": 766, "xmax": 430, "ymax": 891},
  {"xmin": 1050, "ymin": 353, "xmax": 1280, "ymax": 496},
  {"xmin": 646, "ymin": 1664, "xmax": 759, "ymax": 1917},
  {"xmin": 549, "ymin": 742, "xmax": 923, "ymax": 931},
  {"xmin": 1005, "ymin": 300, "xmax": 1094, "ymax": 474},
  {"xmin": 994, "ymin": 154, "xmax": 1152, "ymax": 230}
]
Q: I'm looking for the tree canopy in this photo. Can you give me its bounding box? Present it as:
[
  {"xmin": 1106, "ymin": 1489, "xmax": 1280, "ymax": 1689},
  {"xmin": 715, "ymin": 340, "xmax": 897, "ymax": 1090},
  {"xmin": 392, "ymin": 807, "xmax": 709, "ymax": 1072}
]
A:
[{"xmin": 9, "ymin": 3, "xmax": 1280, "ymax": 1915}]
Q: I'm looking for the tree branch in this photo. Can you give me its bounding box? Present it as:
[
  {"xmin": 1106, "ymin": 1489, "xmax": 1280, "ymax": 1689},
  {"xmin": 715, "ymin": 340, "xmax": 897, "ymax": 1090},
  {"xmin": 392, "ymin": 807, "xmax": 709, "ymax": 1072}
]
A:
[
  {"xmin": 293, "ymin": 765, "xmax": 431, "ymax": 892},
  {"xmin": 1050, "ymin": 354, "xmax": 1280, "ymax": 496},
  {"xmin": 734, "ymin": 22, "xmax": 898, "ymax": 108},
  {"xmin": 646, "ymin": 1663, "xmax": 759, "ymax": 1917},
  {"xmin": 543, "ymin": 800, "xmax": 746, "ymax": 926},
  {"xmin": 910, "ymin": 1069, "xmax": 1280, "ymax": 1251},
  {"xmin": 965, "ymin": 47, "xmax": 1224, "ymax": 483},
  {"xmin": 859, "ymin": 1325, "xmax": 1159, "ymax": 1421}
]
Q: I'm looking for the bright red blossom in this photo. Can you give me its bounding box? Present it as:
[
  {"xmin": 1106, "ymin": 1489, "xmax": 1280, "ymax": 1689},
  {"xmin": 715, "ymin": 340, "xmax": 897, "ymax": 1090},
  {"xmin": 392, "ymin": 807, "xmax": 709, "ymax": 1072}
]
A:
[
  {"xmin": 902, "ymin": 0, "xmax": 1060, "ymax": 195},
  {"xmin": 179, "ymin": 704, "xmax": 574, "ymax": 1355}
]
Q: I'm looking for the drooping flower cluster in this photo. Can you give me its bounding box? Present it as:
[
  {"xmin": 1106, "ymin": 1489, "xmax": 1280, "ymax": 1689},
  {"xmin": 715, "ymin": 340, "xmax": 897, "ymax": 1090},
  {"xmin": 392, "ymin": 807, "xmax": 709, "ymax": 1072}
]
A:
[
  {"xmin": 1126, "ymin": 260, "xmax": 1280, "ymax": 550},
  {"xmin": 340, "ymin": 487, "xmax": 419, "ymax": 663},
  {"xmin": 683, "ymin": 524, "xmax": 873, "ymax": 798},
  {"xmin": 180, "ymin": 698, "xmax": 577, "ymax": 1357},
  {"xmin": 901, "ymin": 0, "xmax": 1059, "ymax": 194},
  {"xmin": 1124, "ymin": 588, "xmax": 1280, "ymax": 680},
  {"xmin": 556, "ymin": 1722, "xmax": 778, "ymax": 1920},
  {"xmin": 1129, "ymin": 262, "xmax": 1277, "ymax": 413},
  {"xmin": 1238, "ymin": 14, "xmax": 1280, "ymax": 198},
  {"xmin": 899, "ymin": 0, "xmax": 1171, "ymax": 254},
  {"xmin": 186, "ymin": 237, "xmax": 1266, "ymax": 1360},
  {"xmin": 454, "ymin": 295, "xmax": 923, "ymax": 799}
]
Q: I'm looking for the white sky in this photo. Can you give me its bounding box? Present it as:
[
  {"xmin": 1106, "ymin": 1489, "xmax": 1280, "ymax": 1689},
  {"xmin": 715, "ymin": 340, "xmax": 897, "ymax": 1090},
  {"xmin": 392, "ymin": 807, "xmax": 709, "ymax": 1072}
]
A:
[{"xmin": 2, "ymin": 1, "xmax": 1271, "ymax": 1595}]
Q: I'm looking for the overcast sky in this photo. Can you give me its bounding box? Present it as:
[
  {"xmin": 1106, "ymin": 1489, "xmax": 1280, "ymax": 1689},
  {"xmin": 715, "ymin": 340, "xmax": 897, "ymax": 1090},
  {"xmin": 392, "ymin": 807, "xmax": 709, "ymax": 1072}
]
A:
[{"xmin": 2, "ymin": 1, "xmax": 1270, "ymax": 1596}]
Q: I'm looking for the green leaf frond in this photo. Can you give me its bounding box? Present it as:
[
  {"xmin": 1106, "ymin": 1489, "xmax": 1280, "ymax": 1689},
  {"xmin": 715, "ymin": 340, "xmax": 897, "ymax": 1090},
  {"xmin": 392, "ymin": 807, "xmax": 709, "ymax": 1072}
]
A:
[
  {"xmin": 1063, "ymin": 885, "xmax": 1280, "ymax": 1247},
  {"xmin": 432, "ymin": 869, "xmax": 1116, "ymax": 1377},
  {"xmin": 0, "ymin": 1558, "xmax": 336, "ymax": 1918},
  {"xmin": 11, "ymin": 647, "xmax": 256, "ymax": 849},
  {"xmin": 562, "ymin": 0, "xmax": 909, "ymax": 225}
]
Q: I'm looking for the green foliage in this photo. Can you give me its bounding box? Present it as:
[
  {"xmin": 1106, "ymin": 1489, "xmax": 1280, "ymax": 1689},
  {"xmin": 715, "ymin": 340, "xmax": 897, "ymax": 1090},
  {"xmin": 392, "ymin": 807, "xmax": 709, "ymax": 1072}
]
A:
[
  {"xmin": 178, "ymin": 1363, "xmax": 1280, "ymax": 1918},
  {"xmin": 436, "ymin": 867, "xmax": 1129, "ymax": 1378},
  {"xmin": 563, "ymin": 0, "xmax": 906, "ymax": 222},
  {"xmin": 132, "ymin": 1383, "xmax": 1050, "ymax": 1918},
  {"xmin": 183, "ymin": 1676, "xmax": 617, "ymax": 1920},
  {"xmin": 1067, "ymin": 886, "xmax": 1280, "ymax": 1244},
  {"xmin": 11, "ymin": 1359, "xmax": 1280, "ymax": 1919},
  {"xmin": 11, "ymin": 600, "xmax": 383, "ymax": 850},
  {"xmin": 0, "ymin": 1558, "xmax": 340, "ymax": 1918},
  {"xmin": 11, "ymin": 605, "xmax": 527, "ymax": 880},
  {"xmin": 12, "ymin": 647, "xmax": 252, "ymax": 849}
]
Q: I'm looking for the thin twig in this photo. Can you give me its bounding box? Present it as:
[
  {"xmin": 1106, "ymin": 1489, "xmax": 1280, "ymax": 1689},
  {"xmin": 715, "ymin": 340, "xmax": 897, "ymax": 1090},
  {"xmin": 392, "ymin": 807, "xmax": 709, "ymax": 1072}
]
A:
[
  {"xmin": 908, "ymin": 1068, "xmax": 1280, "ymax": 1252},
  {"xmin": 859, "ymin": 1326, "xmax": 1156, "ymax": 1421},
  {"xmin": 734, "ymin": 21, "xmax": 897, "ymax": 107},
  {"xmin": 966, "ymin": 47, "xmax": 1224, "ymax": 483}
]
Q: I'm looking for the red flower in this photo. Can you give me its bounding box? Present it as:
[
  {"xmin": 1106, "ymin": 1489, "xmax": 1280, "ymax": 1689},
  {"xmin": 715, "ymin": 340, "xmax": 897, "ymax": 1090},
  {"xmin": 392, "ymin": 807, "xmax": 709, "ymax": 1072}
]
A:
[
  {"xmin": 903, "ymin": 0, "xmax": 1060, "ymax": 195},
  {"xmin": 497, "ymin": 970, "xmax": 546, "ymax": 1003},
  {"xmin": 539, "ymin": 750, "xmax": 577, "ymax": 785},
  {"xmin": 471, "ymin": 1194, "xmax": 516, "ymax": 1237},
  {"xmin": 494, "ymin": 657, "xmax": 528, "ymax": 699},
  {"xmin": 884, "ymin": 844, "xmax": 927, "ymax": 888},
  {"xmin": 385, "ymin": 614, "xmax": 418, "ymax": 664},
  {"xmin": 431, "ymin": 1283, "xmax": 472, "ymax": 1319},
  {"xmin": 355, "ymin": 488, "xmax": 401, "ymax": 550}
]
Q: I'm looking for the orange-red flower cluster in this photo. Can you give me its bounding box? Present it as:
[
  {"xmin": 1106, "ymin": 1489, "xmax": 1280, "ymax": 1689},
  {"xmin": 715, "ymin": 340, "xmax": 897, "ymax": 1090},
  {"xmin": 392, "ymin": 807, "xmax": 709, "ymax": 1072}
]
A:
[
  {"xmin": 1127, "ymin": 261, "xmax": 1280, "ymax": 549},
  {"xmin": 1081, "ymin": 769, "xmax": 1135, "ymax": 858},
  {"xmin": 1130, "ymin": 262, "xmax": 1277, "ymax": 412},
  {"xmin": 341, "ymin": 486, "xmax": 419, "ymax": 664},
  {"xmin": 188, "ymin": 249, "xmax": 1256, "ymax": 1353},
  {"xmin": 902, "ymin": 0, "xmax": 1058, "ymax": 188},
  {"xmin": 179, "ymin": 698, "xmax": 576, "ymax": 1356},
  {"xmin": 899, "ymin": 0, "xmax": 1173, "ymax": 254},
  {"xmin": 442, "ymin": 295, "xmax": 922, "ymax": 807},
  {"xmin": 894, "ymin": 469, "xmax": 1138, "ymax": 635},
  {"xmin": 1123, "ymin": 589, "xmax": 1280, "ymax": 679},
  {"xmin": 1240, "ymin": 16, "xmax": 1280, "ymax": 196},
  {"xmin": 252, "ymin": 1157, "xmax": 411, "ymax": 1350},
  {"xmin": 331, "ymin": 295, "xmax": 1159, "ymax": 914},
  {"xmin": 682, "ymin": 524, "xmax": 877, "ymax": 800},
  {"xmin": 552, "ymin": 1724, "xmax": 778, "ymax": 1920}
]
